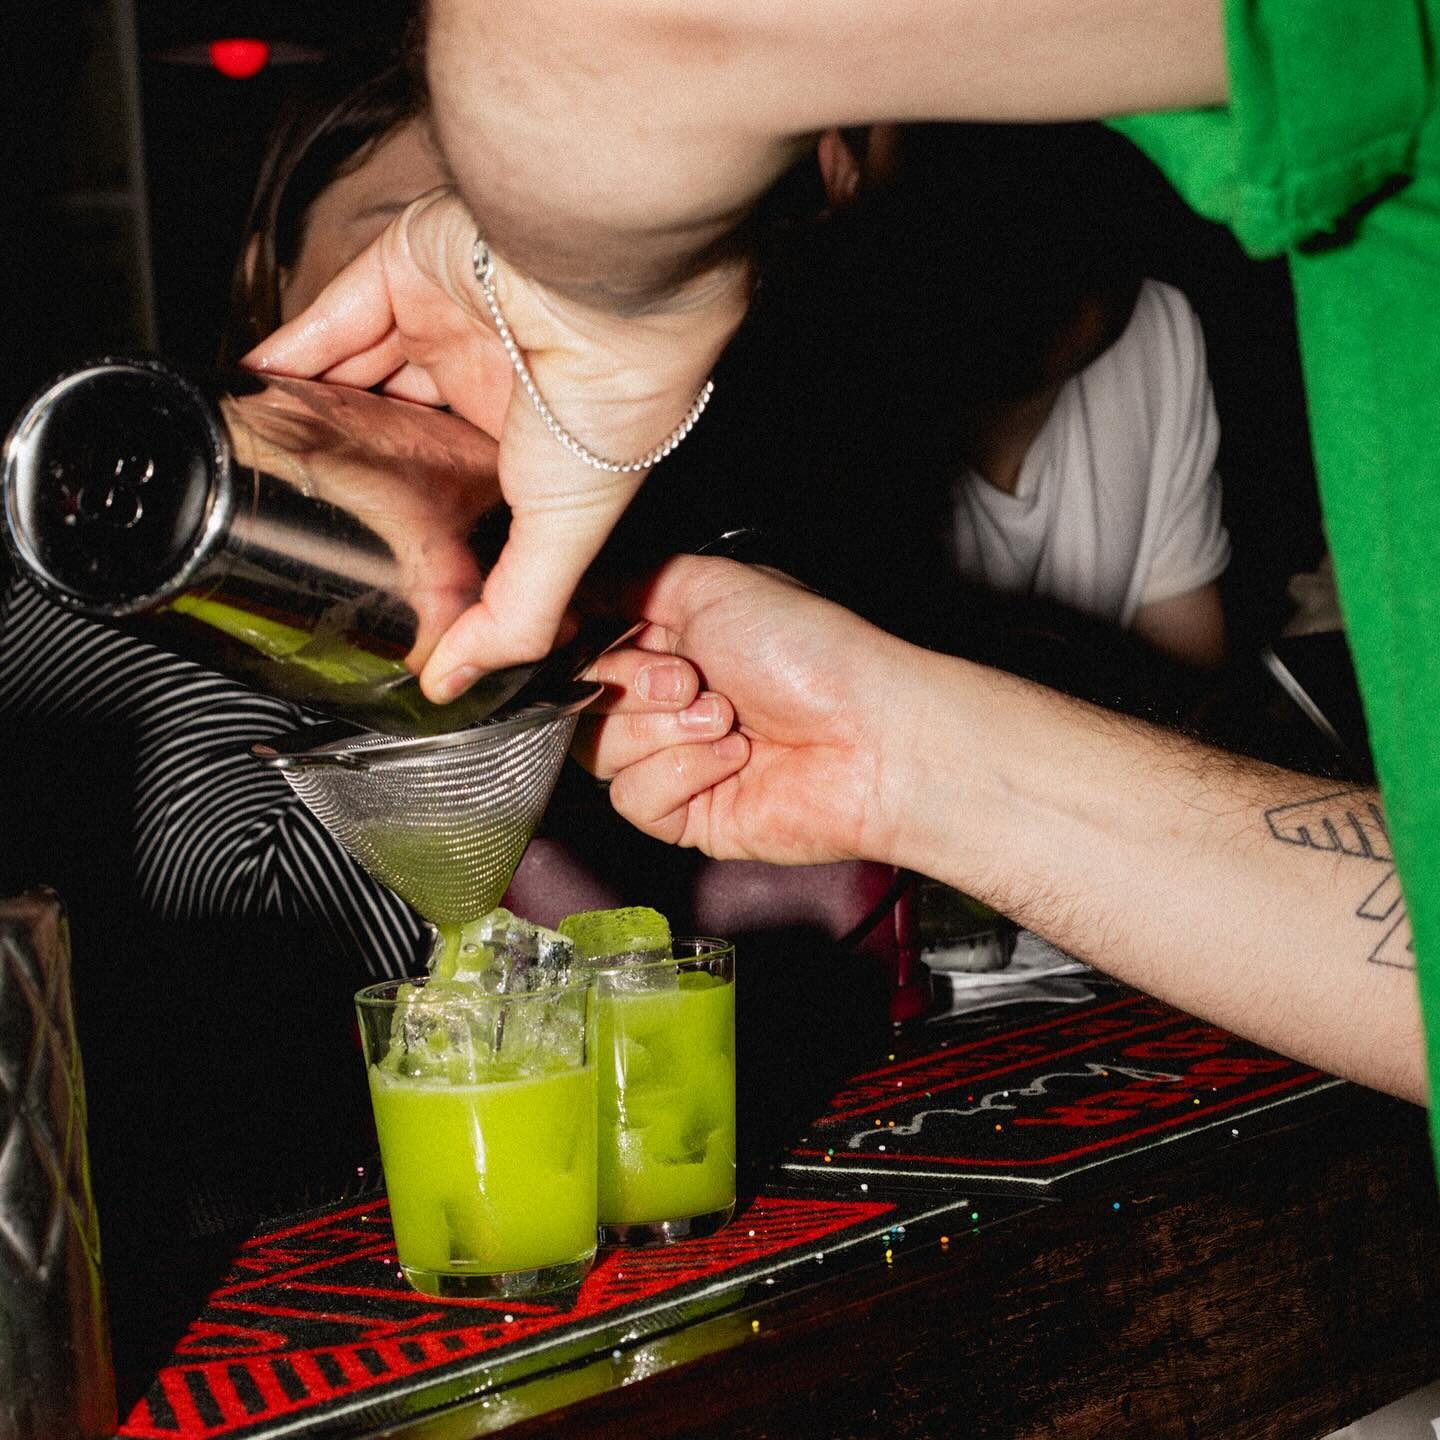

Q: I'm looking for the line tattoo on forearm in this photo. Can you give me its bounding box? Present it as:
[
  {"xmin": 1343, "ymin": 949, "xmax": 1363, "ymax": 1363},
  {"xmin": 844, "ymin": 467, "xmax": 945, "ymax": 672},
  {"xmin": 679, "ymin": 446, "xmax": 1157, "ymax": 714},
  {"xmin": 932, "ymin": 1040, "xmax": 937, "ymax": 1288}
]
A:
[{"xmin": 1263, "ymin": 790, "xmax": 1413, "ymax": 970}]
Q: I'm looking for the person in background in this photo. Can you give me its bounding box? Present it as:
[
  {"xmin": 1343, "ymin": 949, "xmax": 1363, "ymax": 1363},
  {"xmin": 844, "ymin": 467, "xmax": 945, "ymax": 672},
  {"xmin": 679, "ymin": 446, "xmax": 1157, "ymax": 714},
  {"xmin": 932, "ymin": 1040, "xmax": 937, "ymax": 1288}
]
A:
[
  {"xmin": 815, "ymin": 123, "xmax": 1229, "ymax": 670},
  {"xmin": 250, "ymin": 0, "xmax": 1438, "ymax": 1128},
  {"xmin": 218, "ymin": 55, "xmax": 442, "ymax": 362}
]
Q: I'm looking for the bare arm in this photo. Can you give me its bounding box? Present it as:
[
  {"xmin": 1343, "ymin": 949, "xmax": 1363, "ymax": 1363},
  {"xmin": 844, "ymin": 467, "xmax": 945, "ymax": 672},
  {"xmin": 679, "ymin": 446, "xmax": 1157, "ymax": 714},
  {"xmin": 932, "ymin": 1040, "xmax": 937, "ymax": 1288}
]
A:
[
  {"xmin": 426, "ymin": 0, "xmax": 1227, "ymax": 308},
  {"xmin": 896, "ymin": 645, "xmax": 1419, "ymax": 1100},
  {"xmin": 1132, "ymin": 580, "xmax": 1227, "ymax": 667},
  {"xmin": 589, "ymin": 557, "xmax": 1423, "ymax": 1103}
]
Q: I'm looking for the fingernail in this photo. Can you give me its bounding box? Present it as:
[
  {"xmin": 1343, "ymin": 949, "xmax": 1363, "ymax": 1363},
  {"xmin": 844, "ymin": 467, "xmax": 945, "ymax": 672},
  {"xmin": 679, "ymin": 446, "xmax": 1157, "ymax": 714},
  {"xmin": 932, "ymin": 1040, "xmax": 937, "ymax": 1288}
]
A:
[
  {"xmin": 433, "ymin": 666, "xmax": 479, "ymax": 703},
  {"xmin": 713, "ymin": 732, "xmax": 747, "ymax": 763},
  {"xmin": 679, "ymin": 695, "xmax": 723, "ymax": 730},
  {"xmin": 639, "ymin": 662, "xmax": 688, "ymax": 704}
]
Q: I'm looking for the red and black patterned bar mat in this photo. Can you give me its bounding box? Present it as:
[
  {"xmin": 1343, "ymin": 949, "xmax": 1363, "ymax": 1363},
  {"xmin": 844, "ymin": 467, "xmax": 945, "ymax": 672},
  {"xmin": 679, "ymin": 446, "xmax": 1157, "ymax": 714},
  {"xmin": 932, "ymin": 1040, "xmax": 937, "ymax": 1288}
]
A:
[
  {"xmin": 117, "ymin": 1187, "xmax": 1006, "ymax": 1440},
  {"xmin": 784, "ymin": 984, "xmax": 1347, "ymax": 1194}
]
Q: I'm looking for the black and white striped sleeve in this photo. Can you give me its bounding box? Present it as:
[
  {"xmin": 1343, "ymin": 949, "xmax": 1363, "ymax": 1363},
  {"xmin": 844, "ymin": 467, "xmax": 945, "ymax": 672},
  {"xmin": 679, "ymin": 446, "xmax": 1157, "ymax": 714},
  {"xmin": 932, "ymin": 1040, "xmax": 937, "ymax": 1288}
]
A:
[{"xmin": 0, "ymin": 578, "xmax": 428, "ymax": 979}]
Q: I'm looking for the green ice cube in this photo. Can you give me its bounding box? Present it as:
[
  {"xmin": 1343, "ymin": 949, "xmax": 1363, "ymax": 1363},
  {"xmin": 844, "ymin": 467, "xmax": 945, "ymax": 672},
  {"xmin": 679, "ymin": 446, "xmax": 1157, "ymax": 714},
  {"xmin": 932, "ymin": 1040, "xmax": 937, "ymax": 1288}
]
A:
[{"xmin": 558, "ymin": 906, "xmax": 672, "ymax": 962}]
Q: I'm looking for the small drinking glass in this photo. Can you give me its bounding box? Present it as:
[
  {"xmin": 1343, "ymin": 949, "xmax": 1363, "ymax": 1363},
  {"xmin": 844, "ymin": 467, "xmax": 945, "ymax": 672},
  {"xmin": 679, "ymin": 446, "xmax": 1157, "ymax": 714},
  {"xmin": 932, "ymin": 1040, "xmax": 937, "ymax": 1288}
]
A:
[
  {"xmin": 355, "ymin": 971, "xmax": 597, "ymax": 1298},
  {"xmin": 594, "ymin": 937, "xmax": 736, "ymax": 1246}
]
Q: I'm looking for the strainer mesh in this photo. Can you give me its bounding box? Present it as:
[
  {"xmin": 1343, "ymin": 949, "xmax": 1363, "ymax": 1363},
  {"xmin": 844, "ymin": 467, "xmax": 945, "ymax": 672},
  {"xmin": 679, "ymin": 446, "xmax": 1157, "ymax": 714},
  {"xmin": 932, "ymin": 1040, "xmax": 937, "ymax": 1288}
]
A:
[{"xmin": 279, "ymin": 710, "xmax": 581, "ymax": 926}]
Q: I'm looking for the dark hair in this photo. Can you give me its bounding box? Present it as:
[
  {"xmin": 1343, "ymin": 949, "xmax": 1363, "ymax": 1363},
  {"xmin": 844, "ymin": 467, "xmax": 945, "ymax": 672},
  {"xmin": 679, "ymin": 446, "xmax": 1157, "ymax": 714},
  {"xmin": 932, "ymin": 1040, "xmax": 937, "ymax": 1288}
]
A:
[{"xmin": 217, "ymin": 47, "xmax": 428, "ymax": 364}]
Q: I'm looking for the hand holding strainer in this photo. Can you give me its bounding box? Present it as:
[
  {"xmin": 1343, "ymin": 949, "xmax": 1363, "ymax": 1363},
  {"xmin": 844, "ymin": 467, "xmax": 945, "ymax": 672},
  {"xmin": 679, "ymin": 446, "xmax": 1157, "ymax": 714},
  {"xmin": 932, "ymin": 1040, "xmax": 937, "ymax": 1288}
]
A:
[{"xmin": 250, "ymin": 530, "xmax": 760, "ymax": 927}]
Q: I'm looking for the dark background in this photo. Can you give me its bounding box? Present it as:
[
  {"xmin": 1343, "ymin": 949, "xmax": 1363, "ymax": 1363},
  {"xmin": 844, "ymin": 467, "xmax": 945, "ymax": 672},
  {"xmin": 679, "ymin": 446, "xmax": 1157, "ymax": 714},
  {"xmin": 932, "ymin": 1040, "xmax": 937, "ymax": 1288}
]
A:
[{"xmin": 3, "ymin": 1, "xmax": 410, "ymax": 412}]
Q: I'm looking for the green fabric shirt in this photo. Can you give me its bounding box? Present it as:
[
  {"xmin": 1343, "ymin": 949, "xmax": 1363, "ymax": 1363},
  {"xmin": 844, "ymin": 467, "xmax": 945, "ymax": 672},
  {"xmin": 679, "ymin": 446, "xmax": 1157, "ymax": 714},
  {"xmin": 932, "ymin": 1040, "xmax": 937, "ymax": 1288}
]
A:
[{"xmin": 1111, "ymin": 0, "xmax": 1440, "ymax": 1152}]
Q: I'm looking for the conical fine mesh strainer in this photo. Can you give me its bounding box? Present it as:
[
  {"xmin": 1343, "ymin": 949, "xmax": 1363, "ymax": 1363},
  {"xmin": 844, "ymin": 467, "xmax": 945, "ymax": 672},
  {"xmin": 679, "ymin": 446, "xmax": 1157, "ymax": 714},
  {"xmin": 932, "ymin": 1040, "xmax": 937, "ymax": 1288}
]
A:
[{"xmin": 252, "ymin": 683, "xmax": 600, "ymax": 926}]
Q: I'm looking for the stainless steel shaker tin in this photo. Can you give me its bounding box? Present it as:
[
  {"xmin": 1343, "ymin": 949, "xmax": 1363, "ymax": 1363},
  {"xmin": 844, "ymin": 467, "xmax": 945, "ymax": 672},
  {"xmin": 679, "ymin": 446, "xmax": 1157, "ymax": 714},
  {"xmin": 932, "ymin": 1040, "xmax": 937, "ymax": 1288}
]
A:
[
  {"xmin": 0, "ymin": 358, "xmax": 546, "ymax": 734},
  {"xmin": 3, "ymin": 358, "xmax": 235, "ymax": 615}
]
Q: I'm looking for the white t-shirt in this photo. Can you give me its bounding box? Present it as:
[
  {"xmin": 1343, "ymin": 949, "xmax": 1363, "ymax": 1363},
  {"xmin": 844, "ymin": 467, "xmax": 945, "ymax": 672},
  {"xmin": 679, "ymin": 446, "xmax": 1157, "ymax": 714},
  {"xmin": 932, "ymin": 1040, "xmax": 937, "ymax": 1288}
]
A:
[{"xmin": 949, "ymin": 279, "xmax": 1230, "ymax": 628}]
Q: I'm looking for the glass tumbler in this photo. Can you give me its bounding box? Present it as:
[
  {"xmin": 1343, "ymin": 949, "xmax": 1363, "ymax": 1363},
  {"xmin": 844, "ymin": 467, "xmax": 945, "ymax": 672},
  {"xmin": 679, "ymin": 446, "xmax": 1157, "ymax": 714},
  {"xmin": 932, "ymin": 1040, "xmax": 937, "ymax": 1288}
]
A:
[
  {"xmin": 355, "ymin": 971, "xmax": 596, "ymax": 1298},
  {"xmin": 595, "ymin": 938, "xmax": 736, "ymax": 1246}
]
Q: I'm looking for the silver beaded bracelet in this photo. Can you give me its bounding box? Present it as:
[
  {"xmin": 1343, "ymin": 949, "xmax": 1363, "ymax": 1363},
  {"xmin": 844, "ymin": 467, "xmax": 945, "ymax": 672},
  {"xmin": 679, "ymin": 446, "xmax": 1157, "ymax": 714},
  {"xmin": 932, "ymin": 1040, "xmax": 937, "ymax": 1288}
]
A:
[{"xmin": 471, "ymin": 235, "xmax": 715, "ymax": 474}]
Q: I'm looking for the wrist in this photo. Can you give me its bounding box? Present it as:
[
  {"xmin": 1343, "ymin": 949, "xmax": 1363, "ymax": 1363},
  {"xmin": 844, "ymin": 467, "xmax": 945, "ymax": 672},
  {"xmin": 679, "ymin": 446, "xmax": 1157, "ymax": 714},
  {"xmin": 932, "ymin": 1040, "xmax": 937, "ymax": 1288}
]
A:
[
  {"xmin": 874, "ymin": 648, "xmax": 993, "ymax": 884},
  {"xmin": 549, "ymin": 254, "xmax": 751, "ymax": 463},
  {"xmin": 877, "ymin": 650, "xmax": 1088, "ymax": 906}
]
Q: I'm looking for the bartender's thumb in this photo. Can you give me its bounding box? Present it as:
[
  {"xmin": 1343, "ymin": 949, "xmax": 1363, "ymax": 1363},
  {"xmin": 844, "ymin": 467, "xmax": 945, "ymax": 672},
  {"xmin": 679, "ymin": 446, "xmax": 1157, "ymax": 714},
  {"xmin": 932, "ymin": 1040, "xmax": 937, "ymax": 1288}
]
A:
[{"xmin": 418, "ymin": 401, "xmax": 647, "ymax": 701}]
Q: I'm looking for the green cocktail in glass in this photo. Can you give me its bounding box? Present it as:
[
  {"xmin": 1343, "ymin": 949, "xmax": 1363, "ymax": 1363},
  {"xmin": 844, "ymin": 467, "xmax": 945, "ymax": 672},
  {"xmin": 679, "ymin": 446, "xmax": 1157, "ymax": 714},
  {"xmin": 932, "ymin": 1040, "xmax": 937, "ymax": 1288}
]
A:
[
  {"xmin": 593, "ymin": 938, "xmax": 736, "ymax": 1245},
  {"xmin": 356, "ymin": 970, "xmax": 596, "ymax": 1297}
]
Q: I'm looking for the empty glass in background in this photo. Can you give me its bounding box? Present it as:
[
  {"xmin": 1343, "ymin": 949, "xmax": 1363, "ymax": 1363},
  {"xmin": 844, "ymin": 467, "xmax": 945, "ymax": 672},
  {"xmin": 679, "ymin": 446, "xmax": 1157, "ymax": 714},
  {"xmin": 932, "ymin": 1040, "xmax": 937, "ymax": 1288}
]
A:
[
  {"xmin": 594, "ymin": 938, "xmax": 736, "ymax": 1246},
  {"xmin": 355, "ymin": 970, "xmax": 597, "ymax": 1298}
]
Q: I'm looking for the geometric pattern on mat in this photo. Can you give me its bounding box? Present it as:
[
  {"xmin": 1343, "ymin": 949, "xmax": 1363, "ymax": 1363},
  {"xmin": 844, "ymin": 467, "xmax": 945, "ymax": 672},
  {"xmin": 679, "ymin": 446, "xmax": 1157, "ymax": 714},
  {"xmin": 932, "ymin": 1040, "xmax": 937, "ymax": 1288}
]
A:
[
  {"xmin": 785, "ymin": 992, "xmax": 1345, "ymax": 1191},
  {"xmin": 118, "ymin": 1192, "xmax": 896, "ymax": 1440}
]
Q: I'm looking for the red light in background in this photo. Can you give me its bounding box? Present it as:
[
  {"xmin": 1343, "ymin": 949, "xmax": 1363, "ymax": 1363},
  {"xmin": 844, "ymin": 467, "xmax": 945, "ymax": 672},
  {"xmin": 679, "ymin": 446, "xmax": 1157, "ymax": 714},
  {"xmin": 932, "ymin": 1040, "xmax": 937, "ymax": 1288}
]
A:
[{"xmin": 208, "ymin": 38, "xmax": 270, "ymax": 79}]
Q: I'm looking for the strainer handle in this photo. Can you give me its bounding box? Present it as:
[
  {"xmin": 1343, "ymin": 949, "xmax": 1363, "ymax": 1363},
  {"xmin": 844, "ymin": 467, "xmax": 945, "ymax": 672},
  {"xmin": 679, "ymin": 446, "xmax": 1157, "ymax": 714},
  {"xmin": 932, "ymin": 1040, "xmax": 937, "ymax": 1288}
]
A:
[
  {"xmin": 487, "ymin": 528, "xmax": 763, "ymax": 721},
  {"xmin": 251, "ymin": 722, "xmax": 372, "ymax": 770},
  {"xmin": 487, "ymin": 615, "xmax": 643, "ymax": 721}
]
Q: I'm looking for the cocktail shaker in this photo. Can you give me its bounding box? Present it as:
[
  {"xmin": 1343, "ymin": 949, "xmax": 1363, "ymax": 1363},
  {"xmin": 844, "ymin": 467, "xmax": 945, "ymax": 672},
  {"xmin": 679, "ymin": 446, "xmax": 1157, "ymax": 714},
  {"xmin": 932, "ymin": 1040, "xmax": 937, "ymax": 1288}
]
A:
[
  {"xmin": 0, "ymin": 889, "xmax": 116, "ymax": 1440},
  {"xmin": 1, "ymin": 358, "xmax": 620, "ymax": 736}
]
